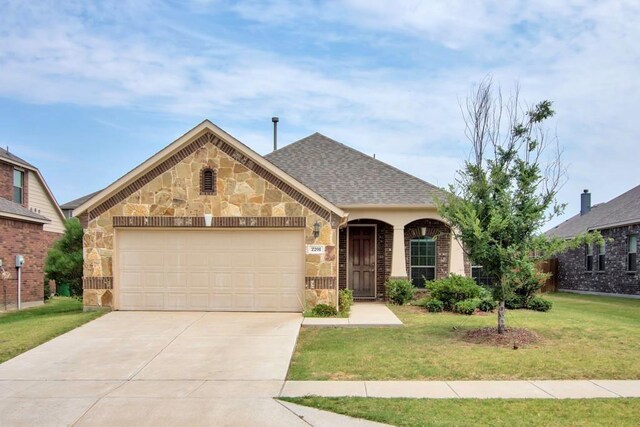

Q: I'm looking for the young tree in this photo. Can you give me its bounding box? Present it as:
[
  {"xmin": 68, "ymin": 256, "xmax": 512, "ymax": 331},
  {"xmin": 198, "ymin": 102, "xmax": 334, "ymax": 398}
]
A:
[
  {"xmin": 439, "ymin": 77, "xmax": 598, "ymax": 333},
  {"xmin": 44, "ymin": 218, "xmax": 84, "ymax": 296}
]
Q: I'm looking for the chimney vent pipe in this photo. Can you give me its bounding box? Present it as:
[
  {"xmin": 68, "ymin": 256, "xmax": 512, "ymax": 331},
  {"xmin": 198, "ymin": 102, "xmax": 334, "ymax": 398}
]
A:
[
  {"xmin": 272, "ymin": 117, "xmax": 279, "ymax": 151},
  {"xmin": 580, "ymin": 189, "xmax": 591, "ymax": 215}
]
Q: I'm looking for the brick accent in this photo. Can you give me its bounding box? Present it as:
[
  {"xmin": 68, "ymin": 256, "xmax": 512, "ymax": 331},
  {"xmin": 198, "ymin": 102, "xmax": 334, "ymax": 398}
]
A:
[
  {"xmin": 0, "ymin": 161, "xmax": 28, "ymax": 206},
  {"xmin": 305, "ymin": 276, "xmax": 336, "ymax": 290},
  {"xmin": 113, "ymin": 216, "xmax": 306, "ymax": 228},
  {"xmin": 89, "ymin": 130, "xmax": 333, "ymax": 222},
  {"xmin": 83, "ymin": 277, "xmax": 113, "ymax": 290},
  {"xmin": 0, "ymin": 217, "xmax": 59, "ymax": 309},
  {"xmin": 557, "ymin": 224, "xmax": 640, "ymax": 296},
  {"xmin": 199, "ymin": 167, "xmax": 217, "ymax": 195},
  {"xmin": 404, "ymin": 219, "xmax": 451, "ymax": 281}
]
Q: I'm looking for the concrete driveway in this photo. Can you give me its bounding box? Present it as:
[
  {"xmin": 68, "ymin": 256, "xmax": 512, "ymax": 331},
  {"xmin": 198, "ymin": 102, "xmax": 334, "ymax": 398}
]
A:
[{"xmin": 0, "ymin": 311, "xmax": 312, "ymax": 426}]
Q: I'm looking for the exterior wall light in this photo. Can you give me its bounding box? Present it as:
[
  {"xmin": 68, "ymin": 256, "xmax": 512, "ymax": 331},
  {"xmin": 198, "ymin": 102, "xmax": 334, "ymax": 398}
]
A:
[
  {"xmin": 421, "ymin": 226, "xmax": 427, "ymax": 237},
  {"xmin": 313, "ymin": 221, "xmax": 321, "ymax": 238}
]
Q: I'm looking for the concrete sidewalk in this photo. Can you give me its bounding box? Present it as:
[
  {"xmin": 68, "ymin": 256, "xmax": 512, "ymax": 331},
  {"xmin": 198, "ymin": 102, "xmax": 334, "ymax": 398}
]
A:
[
  {"xmin": 281, "ymin": 380, "xmax": 640, "ymax": 399},
  {"xmin": 302, "ymin": 303, "xmax": 403, "ymax": 327}
]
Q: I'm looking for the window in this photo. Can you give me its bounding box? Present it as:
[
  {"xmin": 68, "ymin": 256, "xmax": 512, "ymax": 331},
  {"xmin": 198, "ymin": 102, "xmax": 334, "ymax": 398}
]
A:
[
  {"xmin": 200, "ymin": 168, "xmax": 216, "ymax": 195},
  {"xmin": 585, "ymin": 243, "xmax": 593, "ymax": 271},
  {"xmin": 472, "ymin": 266, "xmax": 493, "ymax": 287},
  {"xmin": 627, "ymin": 235, "xmax": 637, "ymax": 272},
  {"xmin": 597, "ymin": 241, "xmax": 605, "ymax": 271},
  {"xmin": 410, "ymin": 237, "xmax": 435, "ymax": 288},
  {"xmin": 13, "ymin": 169, "xmax": 24, "ymax": 204}
]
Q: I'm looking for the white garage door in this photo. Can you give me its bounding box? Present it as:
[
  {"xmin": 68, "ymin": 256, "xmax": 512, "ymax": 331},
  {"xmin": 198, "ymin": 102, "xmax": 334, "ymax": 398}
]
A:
[{"xmin": 116, "ymin": 229, "xmax": 304, "ymax": 312}]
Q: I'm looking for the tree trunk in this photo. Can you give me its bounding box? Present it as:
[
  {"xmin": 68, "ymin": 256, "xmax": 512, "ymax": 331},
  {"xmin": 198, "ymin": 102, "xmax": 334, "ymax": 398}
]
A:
[{"xmin": 497, "ymin": 300, "xmax": 506, "ymax": 334}]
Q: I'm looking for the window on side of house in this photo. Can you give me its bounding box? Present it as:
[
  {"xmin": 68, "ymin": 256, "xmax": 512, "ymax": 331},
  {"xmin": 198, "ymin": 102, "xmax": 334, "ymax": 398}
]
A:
[
  {"xmin": 200, "ymin": 168, "xmax": 216, "ymax": 195},
  {"xmin": 597, "ymin": 241, "xmax": 605, "ymax": 271},
  {"xmin": 410, "ymin": 236, "xmax": 436, "ymax": 288},
  {"xmin": 13, "ymin": 169, "xmax": 24, "ymax": 204},
  {"xmin": 627, "ymin": 235, "xmax": 637, "ymax": 272},
  {"xmin": 471, "ymin": 265, "xmax": 493, "ymax": 287},
  {"xmin": 585, "ymin": 243, "xmax": 593, "ymax": 271}
]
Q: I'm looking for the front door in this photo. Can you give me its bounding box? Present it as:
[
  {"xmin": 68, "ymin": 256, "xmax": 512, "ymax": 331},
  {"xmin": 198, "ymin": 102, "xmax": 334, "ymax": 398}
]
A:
[{"xmin": 348, "ymin": 226, "xmax": 376, "ymax": 298}]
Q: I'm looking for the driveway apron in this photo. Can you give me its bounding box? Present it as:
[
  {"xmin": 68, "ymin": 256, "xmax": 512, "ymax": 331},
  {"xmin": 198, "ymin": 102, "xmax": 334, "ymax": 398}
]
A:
[{"xmin": 0, "ymin": 311, "xmax": 307, "ymax": 426}]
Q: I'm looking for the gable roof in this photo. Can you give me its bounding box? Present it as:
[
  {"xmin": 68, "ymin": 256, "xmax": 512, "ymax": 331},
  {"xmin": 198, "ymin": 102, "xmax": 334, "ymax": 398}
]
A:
[
  {"xmin": 0, "ymin": 147, "xmax": 35, "ymax": 169},
  {"xmin": 0, "ymin": 147, "xmax": 66, "ymax": 224},
  {"xmin": 61, "ymin": 190, "xmax": 102, "ymax": 211},
  {"xmin": 0, "ymin": 197, "xmax": 50, "ymax": 224},
  {"xmin": 74, "ymin": 121, "xmax": 346, "ymax": 220},
  {"xmin": 545, "ymin": 184, "xmax": 640, "ymax": 238},
  {"xmin": 265, "ymin": 133, "xmax": 447, "ymax": 207}
]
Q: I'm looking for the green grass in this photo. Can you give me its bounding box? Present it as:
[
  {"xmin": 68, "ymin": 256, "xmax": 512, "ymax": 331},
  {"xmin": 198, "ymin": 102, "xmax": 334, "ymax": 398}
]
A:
[
  {"xmin": 0, "ymin": 297, "xmax": 107, "ymax": 363},
  {"xmin": 288, "ymin": 293, "xmax": 640, "ymax": 380},
  {"xmin": 281, "ymin": 397, "xmax": 640, "ymax": 427}
]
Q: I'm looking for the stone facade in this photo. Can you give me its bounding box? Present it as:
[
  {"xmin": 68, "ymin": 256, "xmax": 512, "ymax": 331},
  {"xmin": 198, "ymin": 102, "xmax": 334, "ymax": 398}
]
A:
[
  {"xmin": 557, "ymin": 224, "xmax": 640, "ymax": 296},
  {"xmin": 82, "ymin": 130, "xmax": 340, "ymax": 310},
  {"xmin": 0, "ymin": 217, "xmax": 59, "ymax": 310}
]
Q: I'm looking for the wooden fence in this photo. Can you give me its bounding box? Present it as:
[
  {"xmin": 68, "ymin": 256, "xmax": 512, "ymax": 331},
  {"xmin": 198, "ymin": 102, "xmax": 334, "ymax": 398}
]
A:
[{"xmin": 537, "ymin": 258, "xmax": 558, "ymax": 293}]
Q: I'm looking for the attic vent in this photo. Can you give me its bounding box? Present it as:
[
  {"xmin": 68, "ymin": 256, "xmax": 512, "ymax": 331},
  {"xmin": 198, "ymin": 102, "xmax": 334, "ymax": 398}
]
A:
[{"xmin": 200, "ymin": 168, "xmax": 217, "ymax": 195}]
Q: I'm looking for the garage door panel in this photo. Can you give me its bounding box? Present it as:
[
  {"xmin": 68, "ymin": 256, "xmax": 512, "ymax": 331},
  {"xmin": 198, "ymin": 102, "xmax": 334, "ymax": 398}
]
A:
[{"xmin": 117, "ymin": 229, "xmax": 305, "ymax": 311}]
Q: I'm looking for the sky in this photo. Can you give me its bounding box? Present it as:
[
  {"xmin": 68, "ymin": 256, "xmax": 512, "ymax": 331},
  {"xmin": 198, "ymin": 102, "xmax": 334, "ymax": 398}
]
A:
[{"xmin": 1, "ymin": 0, "xmax": 639, "ymax": 230}]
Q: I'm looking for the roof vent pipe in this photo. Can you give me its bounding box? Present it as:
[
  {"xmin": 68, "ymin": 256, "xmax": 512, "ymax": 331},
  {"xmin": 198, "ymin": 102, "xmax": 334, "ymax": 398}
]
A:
[
  {"xmin": 580, "ymin": 189, "xmax": 591, "ymax": 216},
  {"xmin": 272, "ymin": 117, "xmax": 279, "ymax": 151}
]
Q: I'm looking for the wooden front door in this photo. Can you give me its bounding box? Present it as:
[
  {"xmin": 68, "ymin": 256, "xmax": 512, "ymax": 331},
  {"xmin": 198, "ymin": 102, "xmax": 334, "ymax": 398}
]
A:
[{"xmin": 348, "ymin": 226, "xmax": 376, "ymax": 298}]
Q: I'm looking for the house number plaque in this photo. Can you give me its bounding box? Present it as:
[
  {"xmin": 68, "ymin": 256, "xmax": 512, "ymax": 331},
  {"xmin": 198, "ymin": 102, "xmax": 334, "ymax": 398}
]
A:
[{"xmin": 306, "ymin": 245, "xmax": 325, "ymax": 255}]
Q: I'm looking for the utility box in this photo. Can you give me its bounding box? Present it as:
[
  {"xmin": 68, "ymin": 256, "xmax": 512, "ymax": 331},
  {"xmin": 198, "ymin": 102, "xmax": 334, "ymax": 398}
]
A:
[{"xmin": 15, "ymin": 255, "xmax": 24, "ymax": 268}]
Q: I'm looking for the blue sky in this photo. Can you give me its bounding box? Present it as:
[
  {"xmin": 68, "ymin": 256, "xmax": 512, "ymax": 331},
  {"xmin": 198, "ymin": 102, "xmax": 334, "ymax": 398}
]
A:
[{"xmin": 1, "ymin": 1, "xmax": 639, "ymax": 229}]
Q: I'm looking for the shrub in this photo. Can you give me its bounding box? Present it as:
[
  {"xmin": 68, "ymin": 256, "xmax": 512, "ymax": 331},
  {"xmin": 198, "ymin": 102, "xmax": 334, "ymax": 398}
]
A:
[
  {"xmin": 311, "ymin": 303, "xmax": 338, "ymax": 317},
  {"xmin": 513, "ymin": 268, "xmax": 548, "ymax": 306},
  {"xmin": 414, "ymin": 297, "xmax": 430, "ymax": 308},
  {"xmin": 453, "ymin": 298, "xmax": 479, "ymax": 315},
  {"xmin": 44, "ymin": 280, "xmax": 52, "ymax": 301},
  {"xmin": 44, "ymin": 218, "xmax": 84, "ymax": 297},
  {"xmin": 386, "ymin": 279, "xmax": 416, "ymax": 305},
  {"xmin": 505, "ymin": 294, "xmax": 525, "ymax": 309},
  {"xmin": 478, "ymin": 298, "xmax": 498, "ymax": 312},
  {"xmin": 424, "ymin": 299, "xmax": 444, "ymax": 313},
  {"xmin": 527, "ymin": 296, "xmax": 553, "ymax": 312},
  {"xmin": 427, "ymin": 274, "xmax": 482, "ymax": 310},
  {"xmin": 338, "ymin": 289, "xmax": 354, "ymax": 315}
]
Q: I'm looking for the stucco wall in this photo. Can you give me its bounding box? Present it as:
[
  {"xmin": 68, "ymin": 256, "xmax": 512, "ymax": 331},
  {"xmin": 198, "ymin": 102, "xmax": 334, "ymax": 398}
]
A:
[{"xmin": 82, "ymin": 136, "xmax": 338, "ymax": 309}]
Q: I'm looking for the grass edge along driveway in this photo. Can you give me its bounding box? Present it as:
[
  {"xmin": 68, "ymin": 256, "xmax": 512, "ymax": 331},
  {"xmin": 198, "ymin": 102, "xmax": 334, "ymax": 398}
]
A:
[
  {"xmin": 288, "ymin": 293, "xmax": 640, "ymax": 380},
  {"xmin": 0, "ymin": 297, "xmax": 107, "ymax": 364},
  {"xmin": 280, "ymin": 396, "xmax": 640, "ymax": 427}
]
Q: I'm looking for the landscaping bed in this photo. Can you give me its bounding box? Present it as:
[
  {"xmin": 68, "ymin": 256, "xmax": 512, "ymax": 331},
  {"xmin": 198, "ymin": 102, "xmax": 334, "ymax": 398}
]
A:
[
  {"xmin": 0, "ymin": 297, "xmax": 107, "ymax": 363},
  {"xmin": 288, "ymin": 293, "xmax": 640, "ymax": 380}
]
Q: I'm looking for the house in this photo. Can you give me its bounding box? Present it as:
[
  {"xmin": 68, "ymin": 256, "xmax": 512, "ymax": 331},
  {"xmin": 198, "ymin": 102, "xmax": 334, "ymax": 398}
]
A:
[
  {"xmin": 60, "ymin": 190, "xmax": 101, "ymax": 218},
  {"xmin": 546, "ymin": 187, "xmax": 640, "ymax": 297},
  {"xmin": 73, "ymin": 120, "xmax": 469, "ymax": 311},
  {"xmin": 0, "ymin": 147, "xmax": 66, "ymax": 310}
]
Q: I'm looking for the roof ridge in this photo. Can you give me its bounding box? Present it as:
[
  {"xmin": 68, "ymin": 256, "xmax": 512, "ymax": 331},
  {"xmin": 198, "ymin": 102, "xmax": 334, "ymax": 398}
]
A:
[{"xmin": 271, "ymin": 132, "xmax": 446, "ymax": 196}]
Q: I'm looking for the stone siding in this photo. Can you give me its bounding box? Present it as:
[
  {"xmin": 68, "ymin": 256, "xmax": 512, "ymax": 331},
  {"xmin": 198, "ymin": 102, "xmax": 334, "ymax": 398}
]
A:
[
  {"xmin": 557, "ymin": 224, "xmax": 640, "ymax": 296},
  {"xmin": 82, "ymin": 130, "xmax": 339, "ymax": 309},
  {"xmin": 0, "ymin": 217, "xmax": 59, "ymax": 310}
]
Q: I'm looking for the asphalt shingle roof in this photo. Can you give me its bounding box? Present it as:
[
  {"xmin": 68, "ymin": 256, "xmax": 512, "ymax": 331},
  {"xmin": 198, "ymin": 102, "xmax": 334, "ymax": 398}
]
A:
[
  {"xmin": 265, "ymin": 133, "xmax": 447, "ymax": 206},
  {"xmin": 545, "ymin": 184, "xmax": 640, "ymax": 238},
  {"xmin": 60, "ymin": 190, "xmax": 102, "ymax": 210},
  {"xmin": 0, "ymin": 197, "xmax": 50, "ymax": 222},
  {"xmin": 0, "ymin": 147, "xmax": 35, "ymax": 169}
]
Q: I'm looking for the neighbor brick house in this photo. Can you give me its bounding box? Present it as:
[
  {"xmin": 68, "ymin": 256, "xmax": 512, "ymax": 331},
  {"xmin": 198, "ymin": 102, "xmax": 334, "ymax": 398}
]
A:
[
  {"xmin": 546, "ymin": 186, "xmax": 640, "ymax": 297},
  {"xmin": 73, "ymin": 121, "xmax": 468, "ymax": 311},
  {"xmin": 0, "ymin": 148, "xmax": 65, "ymax": 310}
]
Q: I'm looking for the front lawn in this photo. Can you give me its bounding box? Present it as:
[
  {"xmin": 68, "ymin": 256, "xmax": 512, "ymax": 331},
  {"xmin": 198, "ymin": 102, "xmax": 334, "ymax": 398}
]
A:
[
  {"xmin": 282, "ymin": 397, "xmax": 640, "ymax": 427},
  {"xmin": 288, "ymin": 293, "xmax": 640, "ymax": 380},
  {"xmin": 0, "ymin": 297, "xmax": 106, "ymax": 363}
]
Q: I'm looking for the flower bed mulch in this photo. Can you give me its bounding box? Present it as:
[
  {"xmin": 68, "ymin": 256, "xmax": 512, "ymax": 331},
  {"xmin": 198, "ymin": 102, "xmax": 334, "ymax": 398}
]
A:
[{"xmin": 461, "ymin": 327, "xmax": 541, "ymax": 348}]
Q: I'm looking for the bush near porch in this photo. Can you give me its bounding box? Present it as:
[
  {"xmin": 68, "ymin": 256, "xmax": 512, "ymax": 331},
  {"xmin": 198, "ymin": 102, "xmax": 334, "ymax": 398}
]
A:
[{"xmin": 288, "ymin": 293, "xmax": 640, "ymax": 380}]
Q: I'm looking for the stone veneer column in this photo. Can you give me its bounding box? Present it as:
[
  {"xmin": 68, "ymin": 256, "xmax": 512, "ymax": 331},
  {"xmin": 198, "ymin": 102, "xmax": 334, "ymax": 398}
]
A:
[{"xmin": 390, "ymin": 225, "xmax": 408, "ymax": 278}]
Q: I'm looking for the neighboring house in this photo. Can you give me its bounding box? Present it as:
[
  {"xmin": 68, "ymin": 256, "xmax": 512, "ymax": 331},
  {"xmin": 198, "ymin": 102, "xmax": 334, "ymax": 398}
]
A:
[
  {"xmin": 546, "ymin": 187, "xmax": 640, "ymax": 297},
  {"xmin": 0, "ymin": 148, "xmax": 66, "ymax": 310},
  {"xmin": 74, "ymin": 120, "xmax": 468, "ymax": 312},
  {"xmin": 60, "ymin": 190, "xmax": 101, "ymax": 218}
]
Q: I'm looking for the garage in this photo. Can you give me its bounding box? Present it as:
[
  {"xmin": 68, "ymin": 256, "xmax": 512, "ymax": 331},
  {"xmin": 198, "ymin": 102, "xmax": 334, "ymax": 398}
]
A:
[{"xmin": 116, "ymin": 229, "xmax": 305, "ymax": 312}]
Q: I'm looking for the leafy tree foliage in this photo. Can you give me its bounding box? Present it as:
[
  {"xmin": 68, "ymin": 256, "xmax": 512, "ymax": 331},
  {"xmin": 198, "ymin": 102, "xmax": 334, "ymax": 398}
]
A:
[
  {"xmin": 439, "ymin": 78, "xmax": 599, "ymax": 333},
  {"xmin": 44, "ymin": 218, "xmax": 84, "ymax": 296}
]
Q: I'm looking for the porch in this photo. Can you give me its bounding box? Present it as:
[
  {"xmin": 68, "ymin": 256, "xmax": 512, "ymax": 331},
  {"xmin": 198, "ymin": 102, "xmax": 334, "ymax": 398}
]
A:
[{"xmin": 302, "ymin": 302, "xmax": 403, "ymax": 327}]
